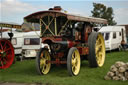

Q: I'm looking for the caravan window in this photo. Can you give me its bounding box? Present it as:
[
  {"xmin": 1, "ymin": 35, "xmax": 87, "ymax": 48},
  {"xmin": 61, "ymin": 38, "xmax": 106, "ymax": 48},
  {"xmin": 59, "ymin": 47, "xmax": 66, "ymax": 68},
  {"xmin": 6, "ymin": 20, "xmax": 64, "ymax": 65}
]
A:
[
  {"xmin": 101, "ymin": 33, "xmax": 104, "ymax": 37},
  {"xmin": 119, "ymin": 32, "xmax": 121, "ymax": 36},
  {"xmin": 105, "ymin": 33, "xmax": 110, "ymax": 40},
  {"xmin": 113, "ymin": 32, "xmax": 116, "ymax": 39}
]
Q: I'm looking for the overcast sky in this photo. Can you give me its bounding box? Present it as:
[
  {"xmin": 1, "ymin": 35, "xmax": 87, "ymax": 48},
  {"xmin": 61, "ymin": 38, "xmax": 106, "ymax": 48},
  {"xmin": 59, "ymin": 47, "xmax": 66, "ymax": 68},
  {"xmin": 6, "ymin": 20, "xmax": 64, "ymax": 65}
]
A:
[{"xmin": 0, "ymin": 0, "xmax": 128, "ymax": 25}]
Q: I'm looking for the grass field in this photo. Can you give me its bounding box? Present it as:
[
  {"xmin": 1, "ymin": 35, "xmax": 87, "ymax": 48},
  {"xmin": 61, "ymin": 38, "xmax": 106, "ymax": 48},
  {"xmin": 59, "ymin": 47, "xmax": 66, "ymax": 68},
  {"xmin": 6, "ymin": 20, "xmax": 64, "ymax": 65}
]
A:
[{"xmin": 0, "ymin": 51, "xmax": 128, "ymax": 85}]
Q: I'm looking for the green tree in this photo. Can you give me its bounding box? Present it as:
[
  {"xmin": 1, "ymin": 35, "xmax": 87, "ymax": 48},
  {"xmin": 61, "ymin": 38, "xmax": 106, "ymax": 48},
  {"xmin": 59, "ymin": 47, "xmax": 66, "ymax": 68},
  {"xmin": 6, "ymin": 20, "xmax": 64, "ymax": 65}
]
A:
[{"xmin": 91, "ymin": 3, "xmax": 117, "ymax": 26}]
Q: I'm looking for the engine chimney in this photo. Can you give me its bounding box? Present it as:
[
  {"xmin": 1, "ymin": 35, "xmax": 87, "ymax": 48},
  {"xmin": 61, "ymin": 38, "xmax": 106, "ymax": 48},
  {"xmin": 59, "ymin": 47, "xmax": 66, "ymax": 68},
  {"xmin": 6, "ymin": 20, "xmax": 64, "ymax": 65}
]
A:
[{"xmin": 53, "ymin": 6, "xmax": 62, "ymax": 11}]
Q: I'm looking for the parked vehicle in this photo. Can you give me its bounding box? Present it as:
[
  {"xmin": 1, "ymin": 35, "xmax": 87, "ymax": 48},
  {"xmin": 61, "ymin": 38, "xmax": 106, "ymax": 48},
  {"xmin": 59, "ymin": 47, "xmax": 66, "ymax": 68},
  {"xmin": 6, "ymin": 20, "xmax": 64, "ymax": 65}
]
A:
[
  {"xmin": 22, "ymin": 31, "xmax": 41, "ymax": 59},
  {"xmin": 99, "ymin": 26, "xmax": 127, "ymax": 51},
  {"xmin": 24, "ymin": 6, "xmax": 107, "ymax": 76},
  {"xmin": 0, "ymin": 23, "xmax": 21, "ymax": 69},
  {"xmin": 12, "ymin": 29, "xmax": 24, "ymax": 56}
]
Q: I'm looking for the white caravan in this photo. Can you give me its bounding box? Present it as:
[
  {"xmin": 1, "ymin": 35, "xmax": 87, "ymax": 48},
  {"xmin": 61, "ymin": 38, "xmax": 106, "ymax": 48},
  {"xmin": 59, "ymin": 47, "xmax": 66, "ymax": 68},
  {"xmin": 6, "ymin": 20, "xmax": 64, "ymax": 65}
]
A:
[
  {"xmin": 22, "ymin": 31, "xmax": 41, "ymax": 58},
  {"xmin": 12, "ymin": 30, "xmax": 24, "ymax": 55},
  {"xmin": 99, "ymin": 26, "xmax": 127, "ymax": 51}
]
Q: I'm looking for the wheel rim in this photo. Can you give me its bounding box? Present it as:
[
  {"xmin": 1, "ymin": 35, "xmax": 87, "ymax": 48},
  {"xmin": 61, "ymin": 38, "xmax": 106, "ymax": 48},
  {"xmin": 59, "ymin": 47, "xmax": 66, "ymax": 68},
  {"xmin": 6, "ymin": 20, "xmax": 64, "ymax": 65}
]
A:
[
  {"xmin": 95, "ymin": 34, "xmax": 105, "ymax": 67},
  {"xmin": 71, "ymin": 50, "xmax": 80, "ymax": 75},
  {"xmin": 0, "ymin": 39, "xmax": 14, "ymax": 69},
  {"xmin": 40, "ymin": 50, "xmax": 51, "ymax": 74}
]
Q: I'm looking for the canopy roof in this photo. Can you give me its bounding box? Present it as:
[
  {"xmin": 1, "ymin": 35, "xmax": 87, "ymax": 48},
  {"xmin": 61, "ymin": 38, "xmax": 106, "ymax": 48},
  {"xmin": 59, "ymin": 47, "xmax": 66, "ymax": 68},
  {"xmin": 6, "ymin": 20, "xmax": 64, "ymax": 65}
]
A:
[
  {"xmin": 0, "ymin": 22, "xmax": 21, "ymax": 29},
  {"xmin": 24, "ymin": 10, "xmax": 107, "ymax": 24}
]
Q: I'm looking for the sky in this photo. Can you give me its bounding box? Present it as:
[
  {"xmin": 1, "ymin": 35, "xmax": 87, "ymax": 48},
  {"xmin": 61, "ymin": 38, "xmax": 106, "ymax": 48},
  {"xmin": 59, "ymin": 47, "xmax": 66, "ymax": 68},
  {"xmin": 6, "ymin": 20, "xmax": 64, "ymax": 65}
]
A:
[{"xmin": 0, "ymin": 0, "xmax": 128, "ymax": 25}]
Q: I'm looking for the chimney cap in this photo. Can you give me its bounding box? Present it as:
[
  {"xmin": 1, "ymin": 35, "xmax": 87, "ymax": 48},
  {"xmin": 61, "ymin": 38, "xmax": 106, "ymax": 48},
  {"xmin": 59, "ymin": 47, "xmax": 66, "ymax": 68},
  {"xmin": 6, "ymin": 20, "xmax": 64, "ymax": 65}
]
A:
[{"xmin": 53, "ymin": 6, "xmax": 62, "ymax": 11}]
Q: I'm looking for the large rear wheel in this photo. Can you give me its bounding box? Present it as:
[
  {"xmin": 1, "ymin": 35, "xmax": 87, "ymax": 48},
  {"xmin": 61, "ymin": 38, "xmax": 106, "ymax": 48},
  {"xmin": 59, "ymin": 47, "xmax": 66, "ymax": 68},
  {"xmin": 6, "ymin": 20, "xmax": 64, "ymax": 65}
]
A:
[
  {"xmin": 0, "ymin": 39, "xmax": 14, "ymax": 69},
  {"xmin": 88, "ymin": 32, "xmax": 105, "ymax": 67},
  {"xmin": 67, "ymin": 47, "xmax": 81, "ymax": 76},
  {"xmin": 36, "ymin": 48, "xmax": 51, "ymax": 75}
]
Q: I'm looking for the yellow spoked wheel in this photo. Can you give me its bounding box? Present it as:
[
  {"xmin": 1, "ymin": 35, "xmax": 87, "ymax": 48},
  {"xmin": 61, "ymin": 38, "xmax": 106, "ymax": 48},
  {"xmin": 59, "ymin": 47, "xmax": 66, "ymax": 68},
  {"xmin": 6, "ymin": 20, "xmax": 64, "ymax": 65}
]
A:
[
  {"xmin": 67, "ymin": 47, "xmax": 81, "ymax": 76},
  {"xmin": 95, "ymin": 33, "xmax": 105, "ymax": 67},
  {"xmin": 36, "ymin": 48, "xmax": 51, "ymax": 75},
  {"xmin": 88, "ymin": 32, "xmax": 105, "ymax": 67}
]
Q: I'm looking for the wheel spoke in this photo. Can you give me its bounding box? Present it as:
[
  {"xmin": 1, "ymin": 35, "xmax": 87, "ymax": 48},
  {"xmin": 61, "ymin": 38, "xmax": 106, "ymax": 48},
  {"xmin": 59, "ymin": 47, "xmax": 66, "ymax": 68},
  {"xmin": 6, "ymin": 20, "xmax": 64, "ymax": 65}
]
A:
[
  {"xmin": 96, "ymin": 54, "xmax": 99, "ymax": 62},
  {"xmin": 0, "ymin": 61, "xmax": 4, "ymax": 67},
  {"xmin": 72, "ymin": 56, "xmax": 75, "ymax": 60},
  {"xmin": 72, "ymin": 65, "xmax": 76, "ymax": 72},
  {"xmin": 45, "ymin": 64, "xmax": 49, "ymax": 70},
  {"xmin": 72, "ymin": 60, "xmax": 75, "ymax": 66},
  {"xmin": 40, "ymin": 61, "xmax": 44, "ymax": 68},
  {"xmin": 72, "ymin": 54, "xmax": 76, "ymax": 66},
  {"xmin": 96, "ymin": 52, "xmax": 103, "ymax": 65},
  {"xmin": 97, "ymin": 37, "xmax": 100, "ymax": 41},
  {"xmin": 97, "ymin": 44, "xmax": 102, "ymax": 48},
  {"xmin": 42, "ymin": 64, "xmax": 46, "ymax": 72},
  {"xmin": 3, "ymin": 42, "xmax": 7, "ymax": 50},
  {"xmin": 75, "ymin": 59, "xmax": 78, "ymax": 66},
  {"xmin": 46, "ymin": 55, "xmax": 50, "ymax": 60},
  {"xmin": 96, "ymin": 37, "xmax": 101, "ymax": 45},
  {"xmin": 3, "ymin": 58, "xmax": 7, "ymax": 63},
  {"xmin": 6, "ymin": 51, "xmax": 12, "ymax": 56},
  {"xmin": 97, "ymin": 59, "xmax": 100, "ymax": 65},
  {"xmin": 96, "ymin": 38, "xmax": 99, "ymax": 44},
  {"xmin": 6, "ymin": 54, "xmax": 12, "ymax": 59},
  {"xmin": 96, "ymin": 41, "xmax": 102, "ymax": 55},
  {"xmin": 73, "ymin": 65, "xmax": 78, "ymax": 73},
  {"xmin": 45, "ymin": 52, "xmax": 48, "ymax": 60},
  {"xmin": 0, "ymin": 42, "xmax": 3, "ymax": 50},
  {"xmin": 72, "ymin": 52, "xmax": 75, "ymax": 59},
  {"xmin": 99, "ymin": 52, "xmax": 103, "ymax": 60},
  {"xmin": 5, "ymin": 48, "xmax": 11, "ymax": 52},
  {"xmin": 96, "ymin": 54, "xmax": 100, "ymax": 64}
]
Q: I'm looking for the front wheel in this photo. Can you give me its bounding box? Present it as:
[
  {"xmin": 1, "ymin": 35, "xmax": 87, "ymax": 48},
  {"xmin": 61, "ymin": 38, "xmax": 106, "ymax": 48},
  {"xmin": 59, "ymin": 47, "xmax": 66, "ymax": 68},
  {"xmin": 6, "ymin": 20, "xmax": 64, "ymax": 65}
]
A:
[
  {"xmin": 0, "ymin": 39, "xmax": 15, "ymax": 69},
  {"xmin": 67, "ymin": 47, "xmax": 81, "ymax": 76},
  {"xmin": 36, "ymin": 48, "xmax": 51, "ymax": 75}
]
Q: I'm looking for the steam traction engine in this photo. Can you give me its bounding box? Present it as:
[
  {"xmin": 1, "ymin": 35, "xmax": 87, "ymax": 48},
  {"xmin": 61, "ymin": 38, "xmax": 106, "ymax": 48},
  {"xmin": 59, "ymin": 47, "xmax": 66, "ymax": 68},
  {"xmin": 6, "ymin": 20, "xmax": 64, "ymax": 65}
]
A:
[
  {"xmin": 0, "ymin": 23, "xmax": 21, "ymax": 69},
  {"xmin": 24, "ymin": 6, "xmax": 107, "ymax": 76}
]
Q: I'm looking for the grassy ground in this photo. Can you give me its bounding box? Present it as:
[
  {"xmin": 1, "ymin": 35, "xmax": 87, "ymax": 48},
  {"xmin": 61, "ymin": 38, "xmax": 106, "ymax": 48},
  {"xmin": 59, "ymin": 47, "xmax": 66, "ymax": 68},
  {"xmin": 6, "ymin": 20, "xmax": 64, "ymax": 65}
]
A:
[{"xmin": 0, "ymin": 51, "xmax": 128, "ymax": 85}]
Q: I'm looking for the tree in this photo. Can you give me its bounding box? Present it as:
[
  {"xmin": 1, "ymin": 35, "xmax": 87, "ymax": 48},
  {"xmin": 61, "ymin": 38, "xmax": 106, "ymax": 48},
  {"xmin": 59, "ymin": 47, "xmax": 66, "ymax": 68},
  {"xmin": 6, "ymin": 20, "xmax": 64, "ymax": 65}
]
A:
[{"xmin": 91, "ymin": 3, "xmax": 117, "ymax": 26}]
